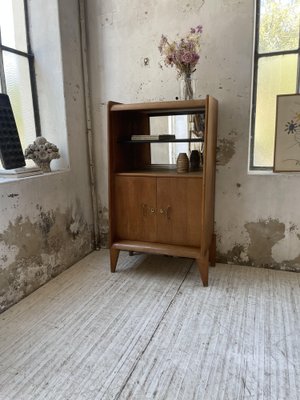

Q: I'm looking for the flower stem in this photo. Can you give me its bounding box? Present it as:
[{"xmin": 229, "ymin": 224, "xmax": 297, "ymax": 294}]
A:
[{"xmin": 182, "ymin": 74, "xmax": 194, "ymax": 100}]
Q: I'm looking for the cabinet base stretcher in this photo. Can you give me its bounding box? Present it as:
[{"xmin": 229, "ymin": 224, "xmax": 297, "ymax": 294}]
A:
[{"xmin": 110, "ymin": 235, "xmax": 216, "ymax": 287}]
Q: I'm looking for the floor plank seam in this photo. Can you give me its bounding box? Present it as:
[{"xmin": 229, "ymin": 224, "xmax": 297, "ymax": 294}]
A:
[{"xmin": 114, "ymin": 259, "xmax": 194, "ymax": 400}]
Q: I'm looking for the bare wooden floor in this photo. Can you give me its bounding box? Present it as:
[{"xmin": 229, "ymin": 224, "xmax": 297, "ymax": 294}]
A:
[{"xmin": 0, "ymin": 250, "xmax": 300, "ymax": 400}]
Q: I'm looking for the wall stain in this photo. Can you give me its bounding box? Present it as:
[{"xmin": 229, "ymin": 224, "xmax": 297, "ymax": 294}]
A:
[
  {"xmin": 182, "ymin": 0, "xmax": 205, "ymax": 12},
  {"xmin": 0, "ymin": 255, "xmax": 8, "ymax": 263},
  {"xmin": 289, "ymin": 223, "xmax": 297, "ymax": 232},
  {"xmin": 99, "ymin": 206, "xmax": 109, "ymax": 248},
  {"xmin": 217, "ymin": 244, "xmax": 249, "ymax": 266},
  {"xmin": 7, "ymin": 194, "xmax": 19, "ymax": 198},
  {"xmin": 245, "ymin": 218, "xmax": 285, "ymax": 266},
  {"xmin": 0, "ymin": 202, "xmax": 92, "ymax": 313},
  {"xmin": 39, "ymin": 210, "xmax": 56, "ymax": 236},
  {"xmin": 236, "ymin": 182, "xmax": 242, "ymax": 197},
  {"xmin": 217, "ymin": 219, "xmax": 300, "ymax": 272},
  {"xmin": 216, "ymin": 138, "xmax": 236, "ymax": 165},
  {"xmin": 282, "ymin": 254, "xmax": 300, "ymax": 271}
]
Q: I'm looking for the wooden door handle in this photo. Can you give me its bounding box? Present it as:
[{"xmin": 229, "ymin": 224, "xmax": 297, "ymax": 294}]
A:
[
  {"xmin": 166, "ymin": 206, "xmax": 171, "ymax": 219},
  {"xmin": 142, "ymin": 204, "xmax": 156, "ymax": 216},
  {"xmin": 158, "ymin": 206, "xmax": 171, "ymax": 219}
]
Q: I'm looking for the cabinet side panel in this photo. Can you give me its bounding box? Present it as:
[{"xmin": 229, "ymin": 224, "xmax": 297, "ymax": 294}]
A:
[
  {"xmin": 133, "ymin": 113, "xmax": 151, "ymax": 169},
  {"xmin": 201, "ymin": 96, "xmax": 218, "ymax": 255},
  {"xmin": 186, "ymin": 178, "xmax": 203, "ymax": 246},
  {"xmin": 113, "ymin": 176, "xmax": 157, "ymax": 242},
  {"xmin": 108, "ymin": 101, "xmax": 119, "ymax": 247},
  {"xmin": 156, "ymin": 177, "xmax": 202, "ymax": 247}
]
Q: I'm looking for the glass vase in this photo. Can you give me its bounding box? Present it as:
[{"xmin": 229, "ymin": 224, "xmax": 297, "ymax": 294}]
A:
[{"xmin": 179, "ymin": 73, "xmax": 195, "ymax": 100}]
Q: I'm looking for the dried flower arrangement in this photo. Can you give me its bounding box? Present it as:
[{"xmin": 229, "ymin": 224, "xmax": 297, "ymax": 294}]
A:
[{"xmin": 158, "ymin": 25, "xmax": 203, "ymax": 99}]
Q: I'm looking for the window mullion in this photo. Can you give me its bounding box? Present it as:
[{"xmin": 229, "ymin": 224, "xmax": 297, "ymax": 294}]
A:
[
  {"xmin": 28, "ymin": 56, "xmax": 41, "ymax": 136},
  {"xmin": 257, "ymin": 48, "xmax": 300, "ymax": 58},
  {"xmin": 297, "ymin": 29, "xmax": 300, "ymax": 92},
  {"xmin": 0, "ymin": 28, "xmax": 7, "ymax": 93},
  {"xmin": 23, "ymin": 0, "xmax": 41, "ymax": 136},
  {"xmin": 0, "ymin": 44, "xmax": 33, "ymax": 59},
  {"xmin": 0, "ymin": 51, "xmax": 6, "ymax": 92}
]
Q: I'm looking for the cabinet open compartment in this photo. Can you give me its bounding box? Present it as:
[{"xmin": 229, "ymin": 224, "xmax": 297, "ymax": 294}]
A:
[{"xmin": 108, "ymin": 96, "xmax": 218, "ymax": 286}]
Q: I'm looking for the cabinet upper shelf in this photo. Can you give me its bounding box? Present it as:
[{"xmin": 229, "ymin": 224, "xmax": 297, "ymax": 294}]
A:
[
  {"xmin": 110, "ymin": 99, "xmax": 206, "ymax": 116},
  {"xmin": 119, "ymin": 138, "xmax": 204, "ymax": 144},
  {"xmin": 115, "ymin": 165, "xmax": 203, "ymax": 177}
]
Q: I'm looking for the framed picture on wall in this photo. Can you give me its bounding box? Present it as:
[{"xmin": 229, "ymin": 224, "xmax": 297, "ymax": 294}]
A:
[{"xmin": 274, "ymin": 94, "xmax": 300, "ymax": 172}]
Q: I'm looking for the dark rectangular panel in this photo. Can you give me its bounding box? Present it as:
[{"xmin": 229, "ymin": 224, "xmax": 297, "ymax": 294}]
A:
[{"xmin": 0, "ymin": 94, "xmax": 26, "ymax": 169}]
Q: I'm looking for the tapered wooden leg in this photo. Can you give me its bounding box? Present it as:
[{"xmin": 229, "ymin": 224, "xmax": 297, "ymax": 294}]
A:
[
  {"xmin": 209, "ymin": 233, "xmax": 216, "ymax": 267},
  {"xmin": 196, "ymin": 256, "xmax": 209, "ymax": 287},
  {"xmin": 110, "ymin": 248, "xmax": 120, "ymax": 273}
]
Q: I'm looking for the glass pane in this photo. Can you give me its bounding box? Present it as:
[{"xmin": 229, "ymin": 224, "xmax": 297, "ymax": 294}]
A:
[
  {"xmin": 253, "ymin": 54, "xmax": 298, "ymax": 167},
  {"xmin": 3, "ymin": 51, "xmax": 36, "ymax": 150},
  {"xmin": 259, "ymin": 0, "xmax": 300, "ymax": 53},
  {"xmin": 0, "ymin": 0, "xmax": 27, "ymax": 52}
]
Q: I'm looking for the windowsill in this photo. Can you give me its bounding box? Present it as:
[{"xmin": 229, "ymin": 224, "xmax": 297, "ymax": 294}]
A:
[
  {"xmin": 248, "ymin": 168, "xmax": 300, "ymax": 176},
  {"xmin": 0, "ymin": 167, "xmax": 70, "ymax": 184},
  {"xmin": 248, "ymin": 168, "xmax": 274, "ymax": 175}
]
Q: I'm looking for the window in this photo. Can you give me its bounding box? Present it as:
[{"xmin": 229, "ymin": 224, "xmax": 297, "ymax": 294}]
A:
[
  {"xmin": 250, "ymin": 0, "xmax": 300, "ymax": 169},
  {"xmin": 0, "ymin": 0, "xmax": 40, "ymax": 165}
]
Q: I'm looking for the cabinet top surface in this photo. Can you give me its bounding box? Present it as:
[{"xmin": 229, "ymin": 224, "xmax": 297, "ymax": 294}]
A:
[
  {"xmin": 109, "ymin": 98, "xmax": 212, "ymax": 114},
  {"xmin": 115, "ymin": 167, "xmax": 203, "ymax": 178}
]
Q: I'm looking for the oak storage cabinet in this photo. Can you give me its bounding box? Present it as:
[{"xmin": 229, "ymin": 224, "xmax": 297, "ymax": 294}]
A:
[{"xmin": 108, "ymin": 96, "xmax": 218, "ymax": 286}]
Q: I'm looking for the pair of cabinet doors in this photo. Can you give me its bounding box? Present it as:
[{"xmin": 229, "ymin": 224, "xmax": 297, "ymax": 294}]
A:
[{"xmin": 114, "ymin": 176, "xmax": 202, "ymax": 247}]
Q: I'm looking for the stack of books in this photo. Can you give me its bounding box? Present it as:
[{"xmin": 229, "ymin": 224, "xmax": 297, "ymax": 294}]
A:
[{"xmin": 131, "ymin": 134, "xmax": 176, "ymax": 141}]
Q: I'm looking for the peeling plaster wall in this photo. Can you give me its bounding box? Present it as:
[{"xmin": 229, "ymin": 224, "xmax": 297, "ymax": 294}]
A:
[
  {"xmin": 86, "ymin": 0, "xmax": 300, "ymax": 272},
  {"xmin": 0, "ymin": 0, "xmax": 93, "ymax": 312}
]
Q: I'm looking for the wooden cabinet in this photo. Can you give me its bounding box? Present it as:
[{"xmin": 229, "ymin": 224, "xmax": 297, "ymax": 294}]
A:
[
  {"xmin": 114, "ymin": 175, "xmax": 202, "ymax": 246},
  {"xmin": 156, "ymin": 177, "xmax": 202, "ymax": 247},
  {"xmin": 114, "ymin": 176, "xmax": 157, "ymax": 242},
  {"xmin": 108, "ymin": 96, "xmax": 218, "ymax": 286}
]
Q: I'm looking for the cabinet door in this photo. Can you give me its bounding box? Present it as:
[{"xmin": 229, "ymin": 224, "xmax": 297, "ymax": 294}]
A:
[
  {"xmin": 156, "ymin": 177, "xmax": 202, "ymax": 247},
  {"xmin": 114, "ymin": 176, "xmax": 157, "ymax": 242}
]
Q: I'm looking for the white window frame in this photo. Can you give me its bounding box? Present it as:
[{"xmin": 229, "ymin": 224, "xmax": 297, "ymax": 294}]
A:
[
  {"xmin": 250, "ymin": 0, "xmax": 300, "ymax": 171},
  {"xmin": 0, "ymin": 0, "xmax": 41, "ymax": 163}
]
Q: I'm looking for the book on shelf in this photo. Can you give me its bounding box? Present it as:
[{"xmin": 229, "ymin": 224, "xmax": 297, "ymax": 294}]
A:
[{"xmin": 131, "ymin": 134, "xmax": 176, "ymax": 141}]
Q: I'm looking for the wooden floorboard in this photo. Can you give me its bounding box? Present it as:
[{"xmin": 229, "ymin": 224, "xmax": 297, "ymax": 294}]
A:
[{"xmin": 0, "ymin": 250, "xmax": 300, "ymax": 400}]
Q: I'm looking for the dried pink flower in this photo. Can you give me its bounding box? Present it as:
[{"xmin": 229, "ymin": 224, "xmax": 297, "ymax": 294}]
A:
[{"xmin": 158, "ymin": 26, "xmax": 203, "ymax": 78}]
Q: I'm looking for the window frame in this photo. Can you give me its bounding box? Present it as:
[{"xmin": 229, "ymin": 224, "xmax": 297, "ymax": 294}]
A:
[
  {"xmin": 0, "ymin": 0, "xmax": 41, "ymax": 137},
  {"xmin": 250, "ymin": 0, "xmax": 300, "ymax": 171}
]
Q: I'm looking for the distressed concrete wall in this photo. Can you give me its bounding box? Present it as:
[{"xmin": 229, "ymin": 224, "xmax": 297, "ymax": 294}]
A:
[
  {"xmin": 86, "ymin": 0, "xmax": 300, "ymax": 272},
  {"xmin": 0, "ymin": 0, "xmax": 94, "ymax": 313}
]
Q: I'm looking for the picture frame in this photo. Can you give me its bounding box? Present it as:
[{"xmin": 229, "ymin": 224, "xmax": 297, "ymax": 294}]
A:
[{"xmin": 274, "ymin": 93, "xmax": 300, "ymax": 172}]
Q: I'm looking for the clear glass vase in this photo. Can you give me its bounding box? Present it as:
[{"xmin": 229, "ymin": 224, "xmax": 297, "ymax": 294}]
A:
[{"xmin": 179, "ymin": 73, "xmax": 195, "ymax": 100}]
